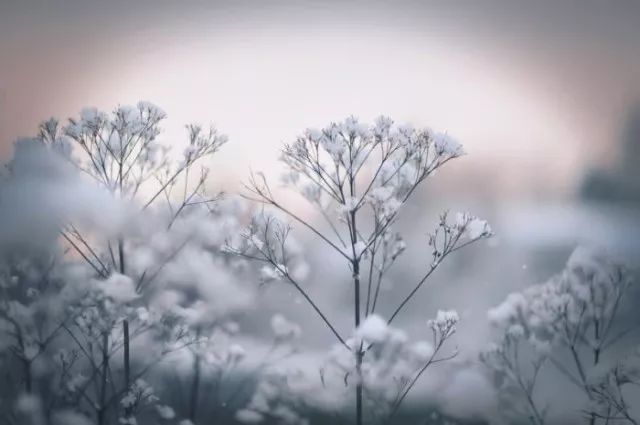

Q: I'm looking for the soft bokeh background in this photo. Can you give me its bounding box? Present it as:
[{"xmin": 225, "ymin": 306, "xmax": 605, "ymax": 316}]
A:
[{"xmin": 2, "ymin": 1, "xmax": 640, "ymax": 422}]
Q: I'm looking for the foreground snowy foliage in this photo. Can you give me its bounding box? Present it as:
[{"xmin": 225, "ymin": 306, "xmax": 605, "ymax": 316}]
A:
[
  {"xmin": 483, "ymin": 246, "xmax": 639, "ymax": 425},
  {"xmin": 227, "ymin": 116, "xmax": 491, "ymax": 424},
  {"xmin": 0, "ymin": 103, "xmax": 257, "ymax": 425},
  {"xmin": 1, "ymin": 101, "xmax": 635, "ymax": 425}
]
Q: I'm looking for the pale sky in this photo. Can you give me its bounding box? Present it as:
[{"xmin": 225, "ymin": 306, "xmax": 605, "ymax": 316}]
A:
[{"xmin": 1, "ymin": 0, "xmax": 640, "ymax": 198}]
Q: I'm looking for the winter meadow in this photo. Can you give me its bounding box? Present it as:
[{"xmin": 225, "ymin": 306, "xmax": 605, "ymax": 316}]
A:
[{"xmin": 1, "ymin": 2, "xmax": 640, "ymax": 425}]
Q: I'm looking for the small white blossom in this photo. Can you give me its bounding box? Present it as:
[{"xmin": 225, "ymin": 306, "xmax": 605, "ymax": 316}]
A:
[
  {"xmin": 236, "ymin": 409, "xmax": 264, "ymax": 424},
  {"xmin": 228, "ymin": 344, "xmax": 246, "ymax": 362},
  {"xmin": 428, "ymin": 309, "xmax": 459, "ymax": 339},
  {"xmin": 356, "ymin": 315, "xmax": 389, "ymax": 343},
  {"xmin": 95, "ymin": 273, "xmax": 138, "ymax": 303},
  {"xmin": 271, "ymin": 314, "xmax": 301, "ymax": 341},
  {"xmin": 433, "ymin": 132, "xmax": 464, "ymax": 156},
  {"xmin": 260, "ymin": 264, "xmax": 287, "ymax": 282},
  {"xmin": 155, "ymin": 405, "xmax": 175, "ymax": 420}
]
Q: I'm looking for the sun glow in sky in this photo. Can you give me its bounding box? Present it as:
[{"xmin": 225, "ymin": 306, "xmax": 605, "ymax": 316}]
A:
[
  {"xmin": 96, "ymin": 29, "xmax": 577, "ymax": 194},
  {"xmin": 2, "ymin": 1, "xmax": 639, "ymax": 199}
]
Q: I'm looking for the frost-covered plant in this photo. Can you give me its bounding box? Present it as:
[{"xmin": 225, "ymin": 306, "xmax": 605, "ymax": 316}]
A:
[
  {"xmin": 237, "ymin": 311, "xmax": 461, "ymax": 424},
  {"xmin": 0, "ymin": 254, "xmax": 94, "ymax": 425},
  {"xmin": 0, "ymin": 256, "xmax": 70, "ymax": 394},
  {"xmin": 339, "ymin": 312, "xmax": 461, "ymax": 422},
  {"xmin": 482, "ymin": 246, "xmax": 635, "ymax": 425},
  {"xmin": 46, "ymin": 103, "xmax": 229, "ymax": 424},
  {"xmin": 480, "ymin": 318, "xmax": 548, "ymax": 425},
  {"xmin": 587, "ymin": 348, "xmax": 640, "ymax": 425},
  {"xmin": 229, "ymin": 117, "xmax": 490, "ymax": 424},
  {"xmin": 0, "ymin": 102, "xmax": 252, "ymax": 425}
]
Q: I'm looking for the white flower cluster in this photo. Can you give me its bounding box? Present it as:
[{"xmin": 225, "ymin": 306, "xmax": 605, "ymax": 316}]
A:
[
  {"xmin": 65, "ymin": 102, "xmax": 166, "ymax": 166},
  {"xmin": 73, "ymin": 299, "xmax": 118, "ymax": 339},
  {"xmin": 433, "ymin": 132, "xmax": 464, "ymax": 156},
  {"xmin": 487, "ymin": 246, "xmax": 628, "ymax": 353},
  {"xmin": 428, "ymin": 310, "xmax": 460, "ymax": 340},
  {"xmin": 58, "ymin": 101, "xmax": 228, "ymax": 199},
  {"xmin": 237, "ymin": 311, "xmax": 459, "ymax": 424},
  {"xmin": 94, "ymin": 273, "xmax": 139, "ymax": 303},
  {"xmin": 366, "ymin": 186, "xmax": 402, "ymax": 220},
  {"xmin": 280, "ymin": 116, "xmax": 466, "ymax": 223},
  {"xmin": 117, "ymin": 378, "xmax": 187, "ymax": 425},
  {"xmin": 330, "ymin": 313, "xmax": 456, "ymax": 403},
  {"xmin": 185, "ymin": 323, "xmax": 248, "ymax": 370},
  {"xmin": 120, "ymin": 379, "xmax": 158, "ymax": 409},
  {"xmin": 155, "ymin": 404, "xmax": 175, "ymax": 420},
  {"xmin": 589, "ymin": 350, "xmax": 640, "ymax": 419},
  {"xmin": 235, "ymin": 368, "xmax": 312, "ymax": 425},
  {"xmin": 455, "ymin": 212, "xmax": 492, "ymax": 240},
  {"xmin": 182, "ymin": 124, "xmax": 228, "ymax": 167},
  {"xmin": 119, "ymin": 379, "xmax": 159, "ymax": 425},
  {"xmin": 482, "ymin": 246, "xmax": 635, "ymax": 425},
  {"xmin": 427, "ymin": 212, "xmax": 492, "ymax": 267},
  {"xmin": 224, "ymin": 210, "xmax": 308, "ymax": 285}
]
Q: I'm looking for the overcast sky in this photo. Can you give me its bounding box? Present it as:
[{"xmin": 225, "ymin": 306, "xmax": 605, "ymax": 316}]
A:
[{"xmin": 2, "ymin": 0, "xmax": 640, "ymax": 199}]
